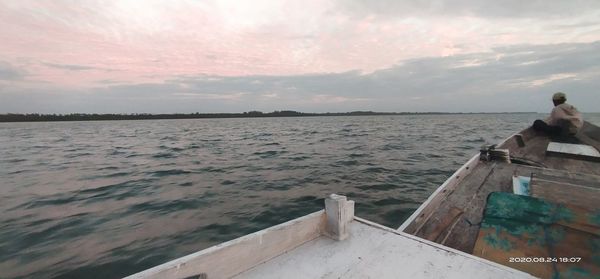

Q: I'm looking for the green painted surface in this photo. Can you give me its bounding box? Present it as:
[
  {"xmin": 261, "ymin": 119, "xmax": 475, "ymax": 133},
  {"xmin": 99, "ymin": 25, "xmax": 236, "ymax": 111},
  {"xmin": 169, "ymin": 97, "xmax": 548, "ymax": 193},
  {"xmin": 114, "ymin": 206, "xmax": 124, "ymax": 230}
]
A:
[
  {"xmin": 561, "ymin": 267, "xmax": 594, "ymax": 279},
  {"xmin": 477, "ymin": 192, "xmax": 600, "ymax": 278},
  {"xmin": 482, "ymin": 233, "xmax": 512, "ymax": 251},
  {"xmin": 590, "ymin": 211, "xmax": 600, "ymax": 226},
  {"xmin": 484, "ymin": 192, "xmax": 574, "ymax": 225},
  {"xmin": 592, "ymin": 239, "xmax": 600, "ymax": 266}
]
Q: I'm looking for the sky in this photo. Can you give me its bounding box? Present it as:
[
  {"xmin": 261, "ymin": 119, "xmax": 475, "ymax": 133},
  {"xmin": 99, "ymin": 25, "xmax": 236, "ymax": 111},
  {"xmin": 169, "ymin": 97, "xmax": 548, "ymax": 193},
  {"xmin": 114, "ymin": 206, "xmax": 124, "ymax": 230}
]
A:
[{"xmin": 1, "ymin": 0, "xmax": 600, "ymax": 113}]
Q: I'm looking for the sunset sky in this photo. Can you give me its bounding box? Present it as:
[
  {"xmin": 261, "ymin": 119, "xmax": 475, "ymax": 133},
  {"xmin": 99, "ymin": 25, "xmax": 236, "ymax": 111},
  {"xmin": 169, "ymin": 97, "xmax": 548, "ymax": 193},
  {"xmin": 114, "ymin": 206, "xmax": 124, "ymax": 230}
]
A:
[{"xmin": 1, "ymin": 0, "xmax": 600, "ymax": 113}]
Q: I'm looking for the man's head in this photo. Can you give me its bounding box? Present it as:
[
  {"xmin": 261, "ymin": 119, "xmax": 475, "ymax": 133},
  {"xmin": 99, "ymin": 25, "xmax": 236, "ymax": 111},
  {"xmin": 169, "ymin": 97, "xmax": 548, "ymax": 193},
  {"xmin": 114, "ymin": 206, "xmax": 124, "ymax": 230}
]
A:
[{"xmin": 552, "ymin": 92, "xmax": 567, "ymax": 106}]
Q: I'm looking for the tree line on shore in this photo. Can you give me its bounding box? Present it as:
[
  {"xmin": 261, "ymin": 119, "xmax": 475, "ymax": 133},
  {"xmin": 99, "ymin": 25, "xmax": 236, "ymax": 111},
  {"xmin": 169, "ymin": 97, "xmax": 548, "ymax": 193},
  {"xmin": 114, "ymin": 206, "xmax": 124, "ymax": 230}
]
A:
[{"xmin": 0, "ymin": 111, "xmax": 532, "ymax": 122}]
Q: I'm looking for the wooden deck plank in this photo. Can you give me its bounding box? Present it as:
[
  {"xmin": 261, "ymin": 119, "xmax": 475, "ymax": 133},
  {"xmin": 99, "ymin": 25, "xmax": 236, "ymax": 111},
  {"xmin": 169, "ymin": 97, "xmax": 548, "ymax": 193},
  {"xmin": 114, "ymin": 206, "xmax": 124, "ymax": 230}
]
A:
[
  {"xmin": 529, "ymin": 171, "xmax": 600, "ymax": 187},
  {"xmin": 405, "ymin": 121, "xmax": 599, "ymax": 248},
  {"xmin": 508, "ymin": 129, "xmax": 600, "ymax": 175},
  {"xmin": 235, "ymin": 221, "xmax": 534, "ymax": 279},
  {"xmin": 409, "ymin": 162, "xmax": 494, "ymax": 238},
  {"xmin": 441, "ymin": 163, "xmax": 518, "ymax": 252},
  {"xmin": 400, "ymin": 122, "xmax": 600, "ymax": 272},
  {"xmin": 406, "ymin": 160, "xmax": 600, "ymax": 253},
  {"xmin": 577, "ymin": 122, "xmax": 600, "ymax": 151},
  {"xmin": 400, "ymin": 155, "xmax": 480, "ymax": 233},
  {"xmin": 530, "ymin": 176, "xmax": 600, "ymax": 210},
  {"xmin": 424, "ymin": 207, "xmax": 463, "ymax": 242},
  {"xmin": 547, "ymin": 142, "xmax": 600, "ymax": 157},
  {"xmin": 410, "ymin": 162, "xmax": 521, "ymax": 253}
]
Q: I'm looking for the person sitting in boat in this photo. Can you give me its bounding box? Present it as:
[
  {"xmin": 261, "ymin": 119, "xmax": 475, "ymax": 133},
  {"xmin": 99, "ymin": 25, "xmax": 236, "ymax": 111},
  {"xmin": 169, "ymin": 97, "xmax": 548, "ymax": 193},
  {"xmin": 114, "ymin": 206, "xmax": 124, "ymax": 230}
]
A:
[{"xmin": 533, "ymin": 92, "xmax": 583, "ymax": 136}]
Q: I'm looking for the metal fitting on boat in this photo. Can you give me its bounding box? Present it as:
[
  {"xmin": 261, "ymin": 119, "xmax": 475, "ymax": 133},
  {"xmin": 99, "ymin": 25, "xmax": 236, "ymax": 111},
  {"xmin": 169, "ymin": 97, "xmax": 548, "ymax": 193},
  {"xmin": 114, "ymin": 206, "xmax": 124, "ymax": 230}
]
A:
[
  {"xmin": 480, "ymin": 145, "xmax": 493, "ymax": 161},
  {"xmin": 480, "ymin": 145, "xmax": 510, "ymax": 163}
]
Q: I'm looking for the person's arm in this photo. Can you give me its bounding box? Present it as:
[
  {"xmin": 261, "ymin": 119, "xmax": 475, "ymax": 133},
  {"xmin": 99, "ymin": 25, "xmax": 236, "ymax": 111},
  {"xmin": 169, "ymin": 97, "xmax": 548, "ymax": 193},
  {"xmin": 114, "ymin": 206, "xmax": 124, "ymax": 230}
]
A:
[{"xmin": 546, "ymin": 107, "xmax": 559, "ymax": 125}]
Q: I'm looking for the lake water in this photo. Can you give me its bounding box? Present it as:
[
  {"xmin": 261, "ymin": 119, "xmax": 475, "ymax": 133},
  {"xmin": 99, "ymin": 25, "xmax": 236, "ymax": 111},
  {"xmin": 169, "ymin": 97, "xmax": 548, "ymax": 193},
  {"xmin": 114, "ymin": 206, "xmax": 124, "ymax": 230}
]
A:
[{"xmin": 2, "ymin": 113, "xmax": 599, "ymax": 278}]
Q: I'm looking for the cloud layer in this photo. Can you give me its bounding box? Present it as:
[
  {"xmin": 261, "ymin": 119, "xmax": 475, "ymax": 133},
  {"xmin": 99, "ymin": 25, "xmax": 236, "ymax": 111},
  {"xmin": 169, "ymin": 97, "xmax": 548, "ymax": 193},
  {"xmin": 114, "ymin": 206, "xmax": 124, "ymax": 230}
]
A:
[
  {"xmin": 2, "ymin": 41, "xmax": 599, "ymax": 113},
  {"xmin": 339, "ymin": 0, "xmax": 600, "ymax": 18},
  {"xmin": 1, "ymin": 1, "xmax": 599, "ymax": 113}
]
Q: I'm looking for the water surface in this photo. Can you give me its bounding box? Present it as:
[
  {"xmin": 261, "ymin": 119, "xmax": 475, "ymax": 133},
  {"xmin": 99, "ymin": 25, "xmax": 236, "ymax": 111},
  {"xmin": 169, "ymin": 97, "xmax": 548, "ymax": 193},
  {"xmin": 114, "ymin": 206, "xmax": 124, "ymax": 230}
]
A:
[{"xmin": 1, "ymin": 113, "xmax": 599, "ymax": 278}]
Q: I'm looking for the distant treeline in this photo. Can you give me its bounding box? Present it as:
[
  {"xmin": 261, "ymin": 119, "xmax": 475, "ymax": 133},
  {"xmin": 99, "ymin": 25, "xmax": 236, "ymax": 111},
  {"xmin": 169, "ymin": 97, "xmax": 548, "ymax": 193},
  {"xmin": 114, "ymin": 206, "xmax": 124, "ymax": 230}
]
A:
[{"xmin": 0, "ymin": 111, "xmax": 534, "ymax": 122}]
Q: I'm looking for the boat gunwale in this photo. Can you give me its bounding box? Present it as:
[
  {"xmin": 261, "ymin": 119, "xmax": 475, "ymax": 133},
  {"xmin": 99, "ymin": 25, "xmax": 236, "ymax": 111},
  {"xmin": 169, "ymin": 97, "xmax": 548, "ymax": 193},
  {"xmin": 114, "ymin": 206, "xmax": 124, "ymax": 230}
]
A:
[
  {"xmin": 398, "ymin": 129, "xmax": 523, "ymax": 231},
  {"xmin": 356, "ymin": 217, "xmax": 535, "ymax": 277},
  {"xmin": 125, "ymin": 210, "xmax": 326, "ymax": 279},
  {"xmin": 398, "ymin": 153, "xmax": 478, "ymax": 231}
]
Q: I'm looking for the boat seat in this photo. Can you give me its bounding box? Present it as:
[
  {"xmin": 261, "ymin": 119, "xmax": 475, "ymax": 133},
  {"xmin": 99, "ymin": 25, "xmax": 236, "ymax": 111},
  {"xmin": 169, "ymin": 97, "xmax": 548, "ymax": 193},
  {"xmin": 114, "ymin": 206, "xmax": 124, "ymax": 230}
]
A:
[{"xmin": 546, "ymin": 142, "xmax": 600, "ymax": 162}]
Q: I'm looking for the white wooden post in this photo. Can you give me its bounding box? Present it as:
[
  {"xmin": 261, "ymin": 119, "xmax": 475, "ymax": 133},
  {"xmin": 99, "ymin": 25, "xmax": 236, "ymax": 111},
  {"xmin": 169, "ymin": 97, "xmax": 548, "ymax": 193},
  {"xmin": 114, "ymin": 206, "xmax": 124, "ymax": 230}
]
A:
[{"xmin": 324, "ymin": 194, "xmax": 354, "ymax": 241}]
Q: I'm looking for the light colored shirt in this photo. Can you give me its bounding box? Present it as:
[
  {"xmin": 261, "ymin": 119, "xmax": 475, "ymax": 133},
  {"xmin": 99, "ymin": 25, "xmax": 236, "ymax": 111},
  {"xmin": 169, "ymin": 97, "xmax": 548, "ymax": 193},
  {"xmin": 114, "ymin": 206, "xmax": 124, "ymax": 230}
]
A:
[{"xmin": 545, "ymin": 103, "xmax": 583, "ymax": 134}]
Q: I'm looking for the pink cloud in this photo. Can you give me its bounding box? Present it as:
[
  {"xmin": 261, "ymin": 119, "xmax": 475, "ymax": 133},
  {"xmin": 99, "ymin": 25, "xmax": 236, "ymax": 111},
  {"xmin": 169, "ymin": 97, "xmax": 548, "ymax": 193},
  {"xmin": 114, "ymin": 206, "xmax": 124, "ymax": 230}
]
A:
[{"xmin": 1, "ymin": 0, "xmax": 600, "ymax": 91}]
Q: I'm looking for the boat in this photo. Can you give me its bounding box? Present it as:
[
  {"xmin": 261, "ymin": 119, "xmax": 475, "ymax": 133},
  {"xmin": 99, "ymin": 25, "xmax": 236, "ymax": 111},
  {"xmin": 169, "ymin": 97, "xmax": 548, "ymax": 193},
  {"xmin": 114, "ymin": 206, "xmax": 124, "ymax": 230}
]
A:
[
  {"xmin": 126, "ymin": 121, "xmax": 600, "ymax": 279},
  {"xmin": 399, "ymin": 121, "xmax": 600, "ymax": 278}
]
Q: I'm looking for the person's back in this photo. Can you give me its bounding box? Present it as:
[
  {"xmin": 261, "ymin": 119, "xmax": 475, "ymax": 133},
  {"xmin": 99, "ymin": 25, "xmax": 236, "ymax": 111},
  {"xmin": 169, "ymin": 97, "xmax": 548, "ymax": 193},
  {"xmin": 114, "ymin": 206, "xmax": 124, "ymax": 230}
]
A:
[
  {"xmin": 547, "ymin": 102, "xmax": 583, "ymax": 135},
  {"xmin": 534, "ymin": 92, "xmax": 583, "ymax": 136}
]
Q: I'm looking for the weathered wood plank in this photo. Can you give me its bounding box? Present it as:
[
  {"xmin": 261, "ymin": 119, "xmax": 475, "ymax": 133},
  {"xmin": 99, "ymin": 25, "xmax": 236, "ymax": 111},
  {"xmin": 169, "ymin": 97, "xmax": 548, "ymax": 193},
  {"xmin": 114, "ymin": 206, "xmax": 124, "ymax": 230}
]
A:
[
  {"xmin": 403, "ymin": 122, "xmax": 600, "ymax": 255},
  {"xmin": 413, "ymin": 162, "xmax": 494, "ymax": 237},
  {"xmin": 546, "ymin": 142, "xmax": 600, "ymax": 162},
  {"xmin": 400, "ymin": 154, "xmax": 479, "ymax": 232},
  {"xmin": 547, "ymin": 142, "xmax": 600, "ymax": 156},
  {"xmin": 530, "ymin": 176, "xmax": 600, "ymax": 211},
  {"xmin": 236, "ymin": 221, "xmax": 534, "ymax": 279},
  {"xmin": 437, "ymin": 163, "xmax": 600, "ymax": 253},
  {"xmin": 408, "ymin": 159, "xmax": 600, "ymax": 254},
  {"xmin": 511, "ymin": 135, "xmax": 600, "ymax": 175},
  {"xmin": 401, "ymin": 122, "xmax": 599, "ymax": 235},
  {"xmin": 411, "ymin": 162, "xmax": 511, "ymax": 253},
  {"xmin": 498, "ymin": 127, "xmax": 537, "ymax": 150},
  {"xmin": 581, "ymin": 121, "xmax": 600, "ymax": 139},
  {"xmin": 577, "ymin": 121, "xmax": 600, "ymax": 151},
  {"xmin": 526, "ymin": 169, "xmax": 600, "ymax": 187},
  {"xmin": 125, "ymin": 211, "xmax": 327, "ymax": 279},
  {"xmin": 441, "ymin": 163, "xmax": 518, "ymax": 253},
  {"xmin": 422, "ymin": 206, "xmax": 463, "ymax": 242}
]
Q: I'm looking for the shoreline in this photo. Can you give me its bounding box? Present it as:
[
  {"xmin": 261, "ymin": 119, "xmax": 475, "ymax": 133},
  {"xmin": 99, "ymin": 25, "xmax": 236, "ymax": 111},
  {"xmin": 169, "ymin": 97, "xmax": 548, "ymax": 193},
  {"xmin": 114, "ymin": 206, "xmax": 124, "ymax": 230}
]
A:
[{"xmin": 0, "ymin": 111, "xmax": 537, "ymax": 123}]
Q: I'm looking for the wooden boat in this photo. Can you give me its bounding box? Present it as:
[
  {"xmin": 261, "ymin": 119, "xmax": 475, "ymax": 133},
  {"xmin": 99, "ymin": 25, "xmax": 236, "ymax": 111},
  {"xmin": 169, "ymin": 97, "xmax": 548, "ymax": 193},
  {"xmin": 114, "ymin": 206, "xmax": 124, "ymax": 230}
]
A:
[
  {"xmin": 399, "ymin": 121, "xmax": 600, "ymax": 278},
  {"xmin": 126, "ymin": 121, "xmax": 600, "ymax": 279}
]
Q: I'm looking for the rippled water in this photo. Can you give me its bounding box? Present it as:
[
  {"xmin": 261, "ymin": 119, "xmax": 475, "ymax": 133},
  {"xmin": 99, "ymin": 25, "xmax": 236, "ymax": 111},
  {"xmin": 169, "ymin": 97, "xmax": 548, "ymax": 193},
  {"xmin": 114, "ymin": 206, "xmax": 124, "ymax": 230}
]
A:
[{"xmin": 2, "ymin": 114, "xmax": 599, "ymax": 278}]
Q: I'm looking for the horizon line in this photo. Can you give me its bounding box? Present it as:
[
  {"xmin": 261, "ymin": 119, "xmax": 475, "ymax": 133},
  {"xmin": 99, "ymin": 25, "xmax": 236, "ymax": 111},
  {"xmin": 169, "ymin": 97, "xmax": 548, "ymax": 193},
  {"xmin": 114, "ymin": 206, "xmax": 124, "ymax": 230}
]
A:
[
  {"xmin": 0, "ymin": 110, "xmax": 544, "ymax": 123},
  {"xmin": 1, "ymin": 110, "xmax": 550, "ymax": 115}
]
